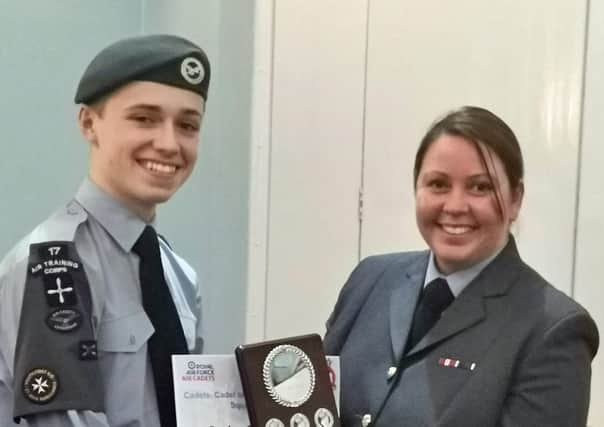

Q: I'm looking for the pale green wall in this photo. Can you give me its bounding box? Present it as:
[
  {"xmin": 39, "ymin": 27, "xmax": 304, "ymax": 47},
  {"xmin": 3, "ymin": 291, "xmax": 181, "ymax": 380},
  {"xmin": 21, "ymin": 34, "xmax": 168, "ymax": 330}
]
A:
[
  {"xmin": 0, "ymin": 1, "xmax": 253, "ymax": 353},
  {"xmin": 0, "ymin": 1, "xmax": 143, "ymax": 250}
]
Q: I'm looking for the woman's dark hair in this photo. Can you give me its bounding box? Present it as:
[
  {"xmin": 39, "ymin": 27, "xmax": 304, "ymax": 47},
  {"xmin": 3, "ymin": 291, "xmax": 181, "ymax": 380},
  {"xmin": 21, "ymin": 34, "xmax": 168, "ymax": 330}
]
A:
[{"xmin": 413, "ymin": 106, "xmax": 524, "ymax": 219}]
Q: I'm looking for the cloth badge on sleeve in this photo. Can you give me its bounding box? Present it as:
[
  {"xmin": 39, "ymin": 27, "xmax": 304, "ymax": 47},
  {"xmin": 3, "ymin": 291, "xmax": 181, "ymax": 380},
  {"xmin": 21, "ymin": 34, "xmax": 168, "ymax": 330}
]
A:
[
  {"xmin": 30, "ymin": 245, "xmax": 81, "ymax": 277},
  {"xmin": 46, "ymin": 308, "xmax": 83, "ymax": 333},
  {"xmin": 78, "ymin": 340, "xmax": 98, "ymax": 361},
  {"xmin": 23, "ymin": 368, "xmax": 59, "ymax": 404},
  {"xmin": 44, "ymin": 274, "xmax": 77, "ymax": 307},
  {"xmin": 37, "ymin": 243, "xmax": 69, "ymax": 259},
  {"xmin": 14, "ymin": 240, "xmax": 104, "ymax": 418}
]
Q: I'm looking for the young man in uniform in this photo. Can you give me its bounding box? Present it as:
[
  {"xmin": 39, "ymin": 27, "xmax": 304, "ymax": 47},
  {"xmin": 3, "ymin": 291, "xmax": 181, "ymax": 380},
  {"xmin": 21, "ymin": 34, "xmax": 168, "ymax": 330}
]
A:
[{"xmin": 0, "ymin": 34, "xmax": 210, "ymax": 427}]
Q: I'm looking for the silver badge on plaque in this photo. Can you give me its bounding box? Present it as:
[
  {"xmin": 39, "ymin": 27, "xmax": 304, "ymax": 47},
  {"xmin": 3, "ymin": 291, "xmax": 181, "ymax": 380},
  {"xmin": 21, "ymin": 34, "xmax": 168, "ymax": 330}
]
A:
[
  {"xmin": 263, "ymin": 344, "xmax": 316, "ymax": 408},
  {"xmin": 314, "ymin": 408, "xmax": 334, "ymax": 427},
  {"xmin": 290, "ymin": 412, "xmax": 310, "ymax": 427},
  {"xmin": 265, "ymin": 418, "xmax": 285, "ymax": 427}
]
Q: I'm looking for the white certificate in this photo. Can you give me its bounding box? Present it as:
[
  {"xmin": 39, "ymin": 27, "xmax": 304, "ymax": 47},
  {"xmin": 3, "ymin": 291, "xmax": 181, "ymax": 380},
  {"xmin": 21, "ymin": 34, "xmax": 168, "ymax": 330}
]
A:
[{"xmin": 172, "ymin": 354, "xmax": 340, "ymax": 427}]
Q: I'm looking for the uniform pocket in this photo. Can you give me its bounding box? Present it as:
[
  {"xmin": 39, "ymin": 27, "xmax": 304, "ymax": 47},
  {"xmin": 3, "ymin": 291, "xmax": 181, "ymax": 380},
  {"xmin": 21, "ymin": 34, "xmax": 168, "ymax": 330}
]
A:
[{"xmin": 97, "ymin": 310, "xmax": 154, "ymax": 353}]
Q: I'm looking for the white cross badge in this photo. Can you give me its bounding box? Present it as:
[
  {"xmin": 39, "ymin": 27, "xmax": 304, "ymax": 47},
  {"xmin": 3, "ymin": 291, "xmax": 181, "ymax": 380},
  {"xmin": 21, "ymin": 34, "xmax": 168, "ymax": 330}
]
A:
[{"xmin": 44, "ymin": 275, "xmax": 76, "ymax": 307}]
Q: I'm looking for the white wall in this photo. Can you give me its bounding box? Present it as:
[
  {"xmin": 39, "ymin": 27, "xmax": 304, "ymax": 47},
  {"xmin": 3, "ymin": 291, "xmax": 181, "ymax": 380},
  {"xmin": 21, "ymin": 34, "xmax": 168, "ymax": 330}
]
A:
[
  {"xmin": 361, "ymin": 1, "xmax": 586, "ymax": 302},
  {"xmin": 259, "ymin": 0, "xmax": 367, "ymax": 340},
  {"xmin": 0, "ymin": 1, "xmax": 142, "ymax": 256}
]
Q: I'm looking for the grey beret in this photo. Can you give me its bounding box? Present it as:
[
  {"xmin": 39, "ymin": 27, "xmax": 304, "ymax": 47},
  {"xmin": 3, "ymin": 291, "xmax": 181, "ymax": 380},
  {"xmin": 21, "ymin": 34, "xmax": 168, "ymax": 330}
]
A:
[{"xmin": 74, "ymin": 34, "xmax": 210, "ymax": 104}]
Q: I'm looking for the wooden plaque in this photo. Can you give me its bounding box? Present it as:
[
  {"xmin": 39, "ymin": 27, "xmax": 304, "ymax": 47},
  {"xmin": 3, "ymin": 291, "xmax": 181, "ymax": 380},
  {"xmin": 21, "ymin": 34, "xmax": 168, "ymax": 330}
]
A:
[{"xmin": 235, "ymin": 334, "xmax": 340, "ymax": 427}]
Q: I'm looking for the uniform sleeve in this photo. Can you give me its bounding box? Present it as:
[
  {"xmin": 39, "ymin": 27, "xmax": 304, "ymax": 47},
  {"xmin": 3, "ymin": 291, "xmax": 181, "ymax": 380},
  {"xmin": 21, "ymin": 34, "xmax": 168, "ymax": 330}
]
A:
[
  {"xmin": 0, "ymin": 258, "xmax": 21, "ymax": 425},
  {"xmin": 324, "ymin": 255, "xmax": 398, "ymax": 355},
  {"xmin": 0, "ymin": 249, "xmax": 111, "ymax": 427},
  {"xmin": 1, "ymin": 282, "xmax": 109, "ymax": 427},
  {"xmin": 498, "ymin": 311, "xmax": 599, "ymax": 427},
  {"xmin": 0, "ymin": 343, "xmax": 15, "ymax": 425},
  {"xmin": 16, "ymin": 411, "xmax": 110, "ymax": 427},
  {"xmin": 323, "ymin": 260, "xmax": 365, "ymax": 355}
]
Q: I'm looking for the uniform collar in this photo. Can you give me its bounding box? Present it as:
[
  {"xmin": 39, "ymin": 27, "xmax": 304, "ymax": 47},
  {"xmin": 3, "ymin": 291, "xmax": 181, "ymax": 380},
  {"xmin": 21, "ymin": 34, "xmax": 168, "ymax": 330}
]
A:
[
  {"xmin": 74, "ymin": 177, "xmax": 153, "ymax": 253},
  {"xmin": 424, "ymin": 238, "xmax": 507, "ymax": 297}
]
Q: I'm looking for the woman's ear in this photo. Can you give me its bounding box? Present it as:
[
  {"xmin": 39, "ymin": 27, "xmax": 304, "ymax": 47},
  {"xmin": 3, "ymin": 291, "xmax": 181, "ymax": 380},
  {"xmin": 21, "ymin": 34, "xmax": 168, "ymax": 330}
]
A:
[{"xmin": 510, "ymin": 180, "xmax": 524, "ymax": 222}]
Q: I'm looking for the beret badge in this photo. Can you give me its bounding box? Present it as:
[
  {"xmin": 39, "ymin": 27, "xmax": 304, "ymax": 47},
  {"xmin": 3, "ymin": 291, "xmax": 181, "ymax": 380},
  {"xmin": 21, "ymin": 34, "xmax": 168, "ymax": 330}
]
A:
[{"xmin": 180, "ymin": 57, "xmax": 204, "ymax": 85}]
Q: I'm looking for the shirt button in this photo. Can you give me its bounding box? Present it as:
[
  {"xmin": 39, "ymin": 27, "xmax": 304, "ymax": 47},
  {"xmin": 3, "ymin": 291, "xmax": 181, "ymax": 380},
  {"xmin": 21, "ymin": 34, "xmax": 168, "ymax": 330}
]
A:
[
  {"xmin": 361, "ymin": 414, "xmax": 372, "ymax": 427},
  {"xmin": 66, "ymin": 202, "xmax": 79, "ymax": 215},
  {"xmin": 387, "ymin": 366, "xmax": 397, "ymax": 379}
]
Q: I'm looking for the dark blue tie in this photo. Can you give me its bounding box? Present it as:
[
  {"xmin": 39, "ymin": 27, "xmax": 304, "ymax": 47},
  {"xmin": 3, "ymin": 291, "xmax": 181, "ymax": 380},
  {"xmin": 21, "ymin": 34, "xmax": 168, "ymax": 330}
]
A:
[
  {"xmin": 406, "ymin": 277, "xmax": 454, "ymax": 352},
  {"xmin": 133, "ymin": 226, "xmax": 188, "ymax": 427}
]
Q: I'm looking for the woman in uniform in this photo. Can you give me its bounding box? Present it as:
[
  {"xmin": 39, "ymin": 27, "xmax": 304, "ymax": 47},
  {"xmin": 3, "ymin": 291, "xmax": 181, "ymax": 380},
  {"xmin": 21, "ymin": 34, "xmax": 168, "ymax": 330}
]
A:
[{"xmin": 324, "ymin": 106, "xmax": 599, "ymax": 427}]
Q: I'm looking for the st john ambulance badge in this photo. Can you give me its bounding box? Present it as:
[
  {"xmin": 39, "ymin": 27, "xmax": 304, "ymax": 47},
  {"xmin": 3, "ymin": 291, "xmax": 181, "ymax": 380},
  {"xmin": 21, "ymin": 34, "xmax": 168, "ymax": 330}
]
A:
[{"xmin": 23, "ymin": 368, "xmax": 59, "ymax": 404}]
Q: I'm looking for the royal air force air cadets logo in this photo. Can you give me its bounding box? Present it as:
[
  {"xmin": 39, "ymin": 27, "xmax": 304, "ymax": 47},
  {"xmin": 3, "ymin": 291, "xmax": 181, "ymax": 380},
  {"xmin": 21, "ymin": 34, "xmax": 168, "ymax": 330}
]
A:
[
  {"xmin": 181, "ymin": 56, "xmax": 204, "ymax": 85},
  {"xmin": 23, "ymin": 368, "xmax": 59, "ymax": 404}
]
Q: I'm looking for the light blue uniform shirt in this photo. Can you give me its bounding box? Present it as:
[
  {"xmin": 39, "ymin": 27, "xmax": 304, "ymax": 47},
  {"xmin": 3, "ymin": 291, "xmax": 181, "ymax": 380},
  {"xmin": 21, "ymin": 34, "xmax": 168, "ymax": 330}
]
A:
[
  {"xmin": 0, "ymin": 178, "xmax": 202, "ymax": 426},
  {"xmin": 423, "ymin": 241, "xmax": 506, "ymax": 297}
]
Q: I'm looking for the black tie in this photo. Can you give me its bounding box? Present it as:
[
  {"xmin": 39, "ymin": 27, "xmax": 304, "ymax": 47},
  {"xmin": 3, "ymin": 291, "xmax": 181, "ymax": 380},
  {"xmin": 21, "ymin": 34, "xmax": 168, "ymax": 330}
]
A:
[
  {"xmin": 133, "ymin": 226, "xmax": 188, "ymax": 427},
  {"xmin": 406, "ymin": 277, "xmax": 454, "ymax": 352}
]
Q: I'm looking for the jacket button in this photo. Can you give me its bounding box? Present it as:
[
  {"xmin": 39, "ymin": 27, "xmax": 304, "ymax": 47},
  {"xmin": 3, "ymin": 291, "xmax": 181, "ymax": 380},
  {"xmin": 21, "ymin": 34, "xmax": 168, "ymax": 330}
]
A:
[
  {"xmin": 361, "ymin": 414, "xmax": 372, "ymax": 427},
  {"xmin": 387, "ymin": 366, "xmax": 397, "ymax": 379}
]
